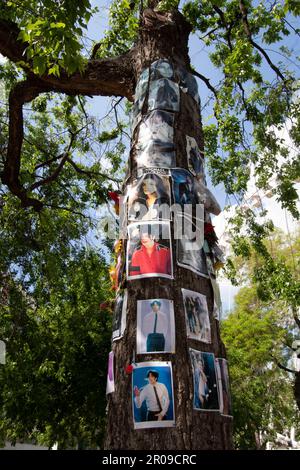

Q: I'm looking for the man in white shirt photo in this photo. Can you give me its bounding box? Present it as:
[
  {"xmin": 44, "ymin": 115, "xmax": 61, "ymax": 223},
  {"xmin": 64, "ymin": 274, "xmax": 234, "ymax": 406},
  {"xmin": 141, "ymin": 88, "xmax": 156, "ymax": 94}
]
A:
[
  {"xmin": 142, "ymin": 300, "xmax": 169, "ymax": 352},
  {"xmin": 134, "ymin": 370, "xmax": 170, "ymax": 421}
]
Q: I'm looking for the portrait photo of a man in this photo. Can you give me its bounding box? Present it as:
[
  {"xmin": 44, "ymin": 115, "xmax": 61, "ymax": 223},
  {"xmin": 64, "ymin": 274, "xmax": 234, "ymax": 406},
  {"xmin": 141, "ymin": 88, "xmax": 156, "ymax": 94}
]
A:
[
  {"xmin": 137, "ymin": 299, "xmax": 175, "ymax": 354},
  {"xmin": 132, "ymin": 362, "xmax": 175, "ymax": 429},
  {"xmin": 127, "ymin": 222, "xmax": 173, "ymax": 280}
]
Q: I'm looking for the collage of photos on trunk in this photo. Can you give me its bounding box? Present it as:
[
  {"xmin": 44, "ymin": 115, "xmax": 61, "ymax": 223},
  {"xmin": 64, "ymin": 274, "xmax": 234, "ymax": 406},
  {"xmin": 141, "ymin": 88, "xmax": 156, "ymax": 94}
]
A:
[{"xmin": 106, "ymin": 58, "xmax": 232, "ymax": 429}]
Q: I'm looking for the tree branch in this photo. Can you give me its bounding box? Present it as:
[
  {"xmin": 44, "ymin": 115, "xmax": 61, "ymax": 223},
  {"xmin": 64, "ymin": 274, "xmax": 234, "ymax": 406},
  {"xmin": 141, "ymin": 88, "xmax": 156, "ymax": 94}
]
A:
[
  {"xmin": 0, "ymin": 17, "xmax": 135, "ymax": 209},
  {"xmin": 34, "ymin": 152, "xmax": 66, "ymax": 171},
  {"xmin": 0, "ymin": 18, "xmax": 135, "ymax": 100},
  {"xmin": 283, "ymin": 18, "xmax": 300, "ymax": 39},
  {"xmin": 1, "ymin": 80, "xmax": 45, "ymax": 210},
  {"xmin": 199, "ymin": 26, "xmax": 220, "ymax": 40},
  {"xmin": 66, "ymin": 157, "xmax": 122, "ymax": 183},
  {"xmin": 271, "ymin": 355, "xmax": 297, "ymax": 375},
  {"xmin": 190, "ymin": 69, "xmax": 218, "ymax": 101},
  {"xmin": 28, "ymin": 128, "xmax": 85, "ymax": 191},
  {"xmin": 238, "ymin": 0, "xmax": 287, "ymax": 84}
]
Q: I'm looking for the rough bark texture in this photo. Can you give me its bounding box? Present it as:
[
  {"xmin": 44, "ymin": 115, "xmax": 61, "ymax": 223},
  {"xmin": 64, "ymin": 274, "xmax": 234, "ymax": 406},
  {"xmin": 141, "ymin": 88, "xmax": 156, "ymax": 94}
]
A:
[{"xmin": 104, "ymin": 9, "xmax": 233, "ymax": 450}]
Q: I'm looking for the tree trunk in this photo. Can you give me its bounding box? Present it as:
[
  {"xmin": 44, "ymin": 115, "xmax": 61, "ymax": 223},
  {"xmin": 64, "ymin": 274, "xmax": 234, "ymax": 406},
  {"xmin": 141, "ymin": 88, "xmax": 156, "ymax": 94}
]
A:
[{"xmin": 104, "ymin": 8, "xmax": 233, "ymax": 450}]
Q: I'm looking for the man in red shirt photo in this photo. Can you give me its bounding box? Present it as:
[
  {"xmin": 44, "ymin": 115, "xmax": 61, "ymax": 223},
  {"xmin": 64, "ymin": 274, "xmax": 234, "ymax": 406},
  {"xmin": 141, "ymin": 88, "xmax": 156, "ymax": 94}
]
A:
[{"xmin": 128, "ymin": 230, "xmax": 172, "ymax": 278}]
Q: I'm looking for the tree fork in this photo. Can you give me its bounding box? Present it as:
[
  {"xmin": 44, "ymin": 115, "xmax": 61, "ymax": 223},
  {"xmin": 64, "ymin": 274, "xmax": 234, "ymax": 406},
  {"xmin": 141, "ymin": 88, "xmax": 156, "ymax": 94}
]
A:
[{"xmin": 104, "ymin": 8, "xmax": 233, "ymax": 450}]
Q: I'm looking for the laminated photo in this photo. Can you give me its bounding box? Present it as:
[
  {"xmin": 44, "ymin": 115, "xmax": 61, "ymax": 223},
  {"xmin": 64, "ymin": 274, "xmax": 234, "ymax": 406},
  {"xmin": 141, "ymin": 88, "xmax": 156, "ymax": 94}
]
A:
[
  {"xmin": 189, "ymin": 349, "xmax": 220, "ymax": 411},
  {"xmin": 132, "ymin": 361, "xmax": 175, "ymax": 429},
  {"xmin": 106, "ymin": 351, "xmax": 115, "ymax": 395},
  {"xmin": 127, "ymin": 173, "xmax": 171, "ymax": 221},
  {"xmin": 130, "ymin": 103, "xmax": 142, "ymax": 133},
  {"xmin": 211, "ymin": 278, "xmax": 222, "ymax": 320},
  {"xmin": 205, "ymin": 253, "xmax": 216, "ymax": 278},
  {"xmin": 137, "ymin": 299, "xmax": 175, "ymax": 354},
  {"xmin": 193, "ymin": 178, "xmax": 221, "ymax": 216},
  {"xmin": 182, "ymin": 288, "xmax": 211, "ymax": 343},
  {"xmin": 176, "ymin": 214, "xmax": 207, "ymax": 277},
  {"xmin": 138, "ymin": 110, "xmax": 174, "ymax": 148},
  {"xmin": 178, "ymin": 67, "xmax": 200, "ymax": 105},
  {"xmin": 211, "ymin": 243, "xmax": 225, "ymax": 266},
  {"xmin": 127, "ymin": 221, "xmax": 173, "ymax": 280},
  {"xmin": 150, "ymin": 58, "xmax": 174, "ymax": 81},
  {"xmin": 134, "ymin": 67, "xmax": 150, "ymax": 113},
  {"xmin": 136, "ymin": 141, "xmax": 176, "ymax": 169},
  {"xmin": 186, "ymin": 135, "xmax": 205, "ymax": 177},
  {"xmin": 216, "ymin": 358, "xmax": 232, "ymax": 417},
  {"xmin": 171, "ymin": 169, "xmax": 199, "ymax": 207},
  {"xmin": 148, "ymin": 78, "xmax": 180, "ymax": 112},
  {"xmin": 0, "ymin": 340, "xmax": 5, "ymax": 365},
  {"xmin": 112, "ymin": 290, "xmax": 128, "ymax": 341}
]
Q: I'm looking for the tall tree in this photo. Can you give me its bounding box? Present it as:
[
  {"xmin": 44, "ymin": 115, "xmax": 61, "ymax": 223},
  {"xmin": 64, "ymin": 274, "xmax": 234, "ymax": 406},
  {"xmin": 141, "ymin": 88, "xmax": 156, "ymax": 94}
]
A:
[
  {"xmin": 0, "ymin": 0, "xmax": 299, "ymax": 450},
  {"xmin": 0, "ymin": 193, "xmax": 113, "ymax": 448},
  {"xmin": 222, "ymin": 285, "xmax": 299, "ymax": 449}
]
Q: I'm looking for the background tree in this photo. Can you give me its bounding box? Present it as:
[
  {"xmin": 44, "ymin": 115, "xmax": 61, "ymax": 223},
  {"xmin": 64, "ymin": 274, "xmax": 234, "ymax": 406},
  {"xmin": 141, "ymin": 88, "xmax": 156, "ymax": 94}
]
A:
[
  {"xmin": 222, "ymin": 286, "xmax": 298, "ymax": 449},
  {"xmin": 222, "ymin": 231, "xmax": 300, "ymax": 449},
  {"xmin": 0, "ymin": 0, "xmax": 299, "ymax": 450},
  {"xmin": 0, "ymin": 197, "xmax": 113, "ymax": 448}
]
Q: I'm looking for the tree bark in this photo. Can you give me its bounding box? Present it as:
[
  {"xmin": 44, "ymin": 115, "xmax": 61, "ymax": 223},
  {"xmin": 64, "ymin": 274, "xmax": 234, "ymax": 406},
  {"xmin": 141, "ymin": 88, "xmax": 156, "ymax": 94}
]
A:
[{"xmin": 104, "ymin": 8, "xmax": 233, "ymax": 450}]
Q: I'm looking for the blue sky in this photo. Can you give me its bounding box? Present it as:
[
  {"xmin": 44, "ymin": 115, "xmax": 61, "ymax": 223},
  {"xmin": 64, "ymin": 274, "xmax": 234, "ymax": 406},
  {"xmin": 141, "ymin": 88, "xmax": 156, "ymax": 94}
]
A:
[{"xmin": 84, "ymin": 1, "xmax": 299, "ymax": 314}]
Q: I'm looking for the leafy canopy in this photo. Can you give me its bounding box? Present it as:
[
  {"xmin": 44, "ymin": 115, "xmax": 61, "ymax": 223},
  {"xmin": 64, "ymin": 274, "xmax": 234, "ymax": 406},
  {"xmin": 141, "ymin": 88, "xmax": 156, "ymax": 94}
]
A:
[{"xmin": 222, "ymin": 232, "xmax": 300, "ymax": 448}]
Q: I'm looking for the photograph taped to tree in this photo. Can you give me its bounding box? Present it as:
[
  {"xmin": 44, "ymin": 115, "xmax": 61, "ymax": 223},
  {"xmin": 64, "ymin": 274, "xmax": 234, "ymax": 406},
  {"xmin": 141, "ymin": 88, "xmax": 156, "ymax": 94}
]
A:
[
  {"xmin": 0, "ymin": 340, "xmax": 5, "ymax": 365},
  {"xmin": 182, "ymin": 288, "xmax": 211, "ymax": 343},
  {"xmin": 135, "ymin": 110, "xmax": 175, "ymax": 169},
  {"xmin": 137, "ymin": 110, "xmax": 174, "ymax": 150},
  {"xmin": 127, "ymin": 221, "xmax": 173, "ymax": 280},
  {"xmin": 171, "ymin": 168, "xmax": 221, "ymax": 216},
  {"xmin": 134, "ymin": 67, "xmax": 150, "ymax": 112},
  {"xmin": 171, "ymin": 168, "xmax": 199, "ymax": 208},
  {"xmin": 215, "ymin": 358, "xmax": 232, "ymax": 417},
  {"xmin": 186, "ymin": 135, "xmax": 205, "ymax": 178},
  {"xmin": 131, "ymin": 108, "xmax": 142, "ymax": 134},
  {"xmin": 150, "ymin": 58, "xmax": 174, "ymax": 81},
  {"xmin": 112, "ymin": 289, "xmax": 128, "ymax": 341},
  {"xmin": 132, "ymin": 361, "xmax": 175, "ymax": 429},
  {"xmin": 193, "ymin": 178, "xmax": 221, "ymax": 216},
  {"xmin": 189, "ymin": 349, "xmax": 220, "ymax": 412},
  {"xmin": 106, "ymin": 351, "xmax": 115, "ymax": 395},
  {"xmin": 137, "ymin": 299, "xmax": 175, "ymax": 354},
  {"xmin": 136, "ymin": 141, "xmax": 176, "ymax": 170},
  {"xmin": 205, "ymin": 253, "xmax": 216, "ymax": 278},
  {"xmin": 178, "ymin": 67, "xmax": 200, "ymax": 105},
  {"xmin": 210, "ymin": 278, "xmax": 222, "ymax": 321},
  {"xmin": 127, "ymin": 173, "xmax": 171, "ymax": 222},
  {"xmin": 148, "ymin": 78, "xmax": 180, "ymax": 112},
  {"xmin": 176, "ymin": 213, "xmax": 207, "ymax": 277}
]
